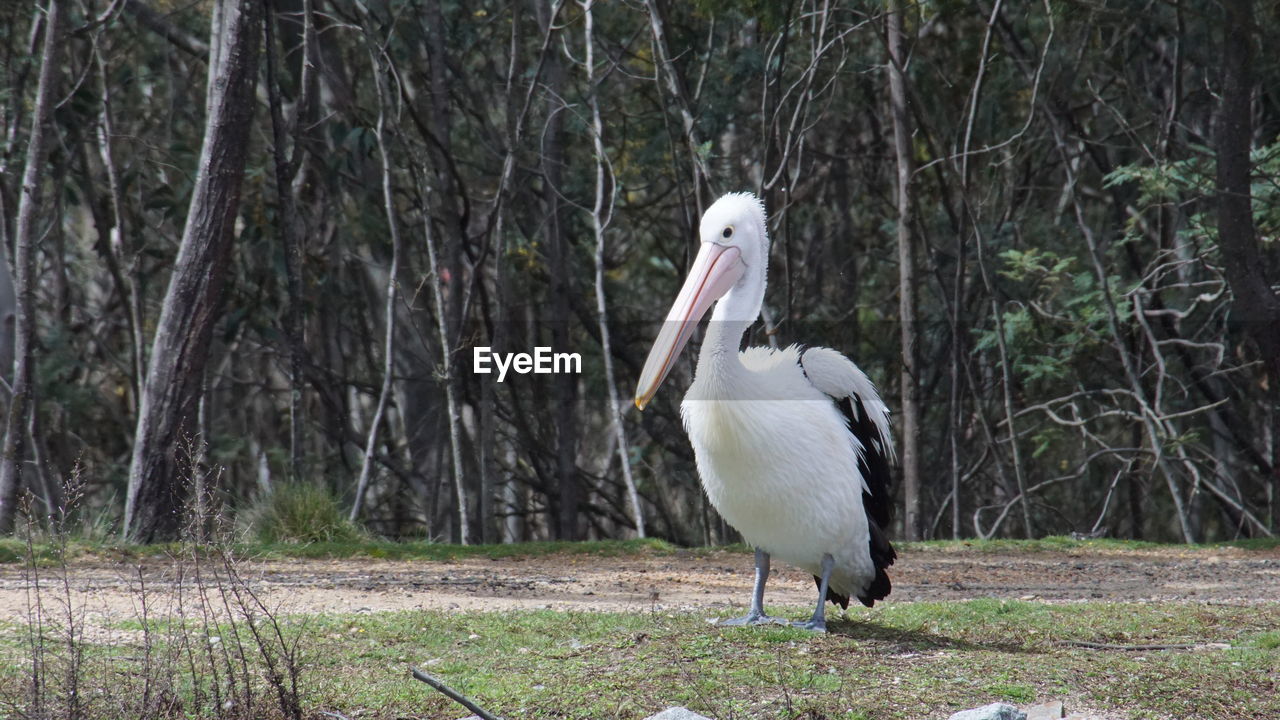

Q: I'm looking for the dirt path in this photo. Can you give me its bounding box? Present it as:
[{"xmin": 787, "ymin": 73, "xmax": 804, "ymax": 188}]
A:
[{"xmin": 1, "ymin": 545, "xmax": 1277, "ymax": 627}]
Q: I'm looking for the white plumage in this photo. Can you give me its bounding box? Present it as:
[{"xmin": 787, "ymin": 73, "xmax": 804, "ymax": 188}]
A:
[{"xmin": 635, "ymin": 193, "xmax": 895, "ymax": 630}]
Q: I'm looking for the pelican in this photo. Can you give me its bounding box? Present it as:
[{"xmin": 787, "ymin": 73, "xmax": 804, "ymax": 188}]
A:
[{"xmin": 634, "ymin": 192, "xmax": 895, "ymax": 632}]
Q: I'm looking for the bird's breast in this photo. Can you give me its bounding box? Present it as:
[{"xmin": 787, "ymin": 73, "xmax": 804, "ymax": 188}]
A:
[{"xmin": 680, "ymin": 387, "xmax": 864, "ymax": 561}]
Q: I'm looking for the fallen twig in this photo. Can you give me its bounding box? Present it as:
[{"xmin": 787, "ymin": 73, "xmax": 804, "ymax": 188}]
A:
[
  {"xmin": 1061, "ymin": 640, "xmax": 1217, "ymax": 651},
  {"xmin": 410, "ymin": 666, "xmax": 506, "ymax": 720}
]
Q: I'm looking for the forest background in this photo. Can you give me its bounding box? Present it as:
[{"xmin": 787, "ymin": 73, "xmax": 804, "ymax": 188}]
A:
[{"xmin": 0, "ymin": 0, "xmax": 1277, "ymax": 547}]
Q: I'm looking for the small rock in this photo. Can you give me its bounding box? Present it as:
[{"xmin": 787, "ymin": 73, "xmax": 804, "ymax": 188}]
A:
[
  {"xmin": 947, "ymin": 703, "xmax": 1027, "ymax": 720},
  {"xmin": 1026, "ymin": 701, "xmax": 1064, "ymax": 720},
  {"xmin": 644, "ymin": 707, "xmax": 716, "ymax": 720}
]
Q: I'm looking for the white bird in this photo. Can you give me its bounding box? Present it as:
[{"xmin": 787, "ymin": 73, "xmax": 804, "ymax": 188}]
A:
[{"xmin": 634, "ymin": 192, "xmax": 895, "ymax": 632}]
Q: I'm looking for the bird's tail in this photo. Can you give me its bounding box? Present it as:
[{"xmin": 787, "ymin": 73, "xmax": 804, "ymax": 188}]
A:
[{"xmin": 856, "ymin": 521, "xmax": 896, "ymax": 607}]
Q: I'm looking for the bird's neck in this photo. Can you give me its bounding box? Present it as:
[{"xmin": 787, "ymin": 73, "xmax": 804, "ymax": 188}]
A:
[{"xmin": 695, "ymin": 279, "xmax": 762, "ymax": 386}]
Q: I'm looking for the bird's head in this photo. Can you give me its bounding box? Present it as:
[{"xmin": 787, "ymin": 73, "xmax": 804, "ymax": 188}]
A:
[
  {"xmin": 634, "ymin": 192, "xmax": 770, "ymax": 410},
  {"xmin": 697, "ymin": 192, "xmax": 770, "ymax": 283}
]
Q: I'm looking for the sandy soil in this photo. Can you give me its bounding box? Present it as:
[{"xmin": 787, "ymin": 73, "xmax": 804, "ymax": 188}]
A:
[{"xmin": 1, "ymin": 544, "xmax": 1277, "ymax": 629}]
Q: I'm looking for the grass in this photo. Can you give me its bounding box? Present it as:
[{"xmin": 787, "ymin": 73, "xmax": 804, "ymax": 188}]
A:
[
  {"xmin": 3, "ymin": 600, "xmax": 1277, "ymax": 719},
  {"xmin": 898, "ymin": 536, "xmax": 1280, "ymax": 553},
  {"xmin": 0, "ymin": 536, "xmax": 681, "ymax": 566},
  {"xmin": 1, "ymin": 536, "xmax": 1278, "ymax": 719},
  {"xmin": 307, "ymin": 600, "xmax": 1280, "ymax": 719},
  {"xmin": 242, "ymin": 482, "xmax": 366, "ymax": 545},
  {"xmin": 7, "ymin": 594, "xmax": 1269, "ymax": 717},
  {"xmin": 3, "ymin": 534, "xmax": 1277, "ymax": 567}
]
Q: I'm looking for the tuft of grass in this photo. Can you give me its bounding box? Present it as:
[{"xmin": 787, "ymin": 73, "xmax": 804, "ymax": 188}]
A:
[
  {"xmin": 243, "ymin": 483, "xmax": 365, "ymax": 544},
  {"xmin": 985, "ymin": 682, "xmax": 1036, "ymax": 703},
  {"xmin": 1247, "ymin": 631, "xmax": 1280, "ymax": 650}
]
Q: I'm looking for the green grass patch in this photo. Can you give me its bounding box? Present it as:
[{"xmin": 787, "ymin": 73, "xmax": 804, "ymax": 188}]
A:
[
  {"xmin": 900, "ymin": 535, "xmax": 1280, "ymax": 553},
  {"xmin": 285, "ymin": 601, "xmax": 1280, "ymax": 719},
  {"xmin": 5, "ymin": 533, "xmax": 1278, "ymax": 568},
  {"xmin": 1247, "ymin": 631, "xmax": 1280, "ymax": 650},
  {"xmin": 245, "ymin": 536, "xmax": 679, "ymax": 561},
  {"xmin": 0, "ymin": 536, "xmax": 680, "ymax": 566},
  {"xmin": 7, "ymin": 599, "xmax": 1276, "ymax": 719}
]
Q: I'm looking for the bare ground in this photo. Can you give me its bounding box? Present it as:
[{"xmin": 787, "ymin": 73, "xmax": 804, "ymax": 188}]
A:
[{"xmin": 1, "ymin": 544, "xmax": 1277, "ymax": 630}]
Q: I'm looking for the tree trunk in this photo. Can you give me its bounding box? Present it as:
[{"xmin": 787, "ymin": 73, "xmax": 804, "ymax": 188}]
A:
[
  {"xmin": 264, "ymin": 1, "xmax": 310, "ymax": 483},
  {"xmin": 886, "ymin": 0, "xmax": 921, "ymax": 541},
  {"xmin": 123, "ymin": 0, "xmax": 262, "ymax": 543},
  {"xmin": 584, "ymin": 0, "xmax": 645, "ymax": 538},
  {"xmin": 350, "ymin": 43, "xmax": 403, "ymax": 528},
  {"xmin": 532, "ymin": 0, "xmax": 581, "ymax": 541},
  {"xmin": 1215, "ymin": 0, "xmax": 1280, "ymax": 380},
  {"xmin": 420, "ymin": 0, "xmax": 472, "ymax": 542},
  {"xmin": 0, "ymin": 0, "xmax": 61, "ymax": 534}
]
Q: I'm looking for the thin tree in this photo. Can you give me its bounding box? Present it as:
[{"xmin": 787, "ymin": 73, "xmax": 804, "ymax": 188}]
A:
[
  {"xmin": 0, "ymin": 0, "xmax": 61, "ymax": 534},
  {"xmin": 94, "ymin": 40, "xmax": 147, "ymax": 400},
  {"xmin": 124, "ymin": 0, "xmax": 262, "ymax": 542},
  {"xmin": 583, "ymin": 0, "xmax": 645, "ymax": 538},
  {"xmin": 264, "ymin": 0, "xmax": 315, "ymax": 484},
  {"xmin": 350, "ymin": 39, "xmax": 405, "ymax": 528},
  {"xmin": 421, "ymin": 189, "xmax": 471, "ymax": 544},
  {"xmin": 886, "ymin": 0, "xmax": 921, "ymax": 541},
  {"xmin": 533, "ymin": 0, "xmax": 582, "ymax": 541}
]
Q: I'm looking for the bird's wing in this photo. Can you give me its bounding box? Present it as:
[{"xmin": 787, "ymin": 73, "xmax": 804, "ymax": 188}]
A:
[
  {"xmin": 798, "ymin": 346, "xmax": 895, "ymax": 465},
  {"xmin": 799, "ymin": 345, "xmax": 896, "ymax": 606}
]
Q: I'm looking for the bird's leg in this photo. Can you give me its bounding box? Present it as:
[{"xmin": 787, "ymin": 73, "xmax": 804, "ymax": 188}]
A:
[
  {"xmin": 720, "ymin": 549, "xmax": 788, "ymax": 626},
  {"xmin": 792, "ymin": 553, "xmax": 835, "ymax": 633}
]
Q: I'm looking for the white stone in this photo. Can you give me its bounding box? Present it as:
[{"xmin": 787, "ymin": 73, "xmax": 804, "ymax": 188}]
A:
[
  {"xmin": 644, "ymin": 707, "xmax": 716, "ymax": 720},
  {"xmin": 947, "ymin": 703, "xmax": 1028, "ymax": 720},
  {"xmin": 1026, "ymin": 701, "xmax": 1064, "ymax": 720}
]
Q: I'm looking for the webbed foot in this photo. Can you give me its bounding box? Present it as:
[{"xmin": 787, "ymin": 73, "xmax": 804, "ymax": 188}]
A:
[
  {"xmin": 789, "ymin": 618, "xmax": 827, "ymax": 633},
  {"xmin": 720, "ymin": 612, "xmax": 789, "ymax": 627}
]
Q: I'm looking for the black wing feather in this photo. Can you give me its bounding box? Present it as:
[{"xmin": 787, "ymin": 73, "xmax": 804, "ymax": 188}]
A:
[
  {"xmin": 839, "ymin": 391, "xmax": 896, "ymax": 607},
  {"xmin": 798, "ymin": 347, "xmax": 896, "ymax": 608}
]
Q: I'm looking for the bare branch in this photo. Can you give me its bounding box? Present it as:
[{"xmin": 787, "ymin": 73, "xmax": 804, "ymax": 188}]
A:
[{"xmin": 410, "ymin": 667, "xmax": 506, "ymax": 720}]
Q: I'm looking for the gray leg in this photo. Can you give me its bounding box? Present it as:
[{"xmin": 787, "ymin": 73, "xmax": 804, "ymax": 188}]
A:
[
  {"xmin": 720, "ymin": 549, "xmax": 787, "ymax": 626},
  {"xmin": 792, "ymin": 553, "xmax": 834, "ymax": 633}
]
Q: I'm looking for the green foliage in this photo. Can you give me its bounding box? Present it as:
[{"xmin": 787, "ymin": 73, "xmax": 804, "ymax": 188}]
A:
[
  {"xmin": 1105, "ymin": 141, "xmax": 1280, "ymax": 247},
  {"xmin": 973, "ymin": 246, "xmax": 1119, "ymax": 391},
  {"xmin": 244, "ymin": 483, "xmax": 364, "ymax": 545}
]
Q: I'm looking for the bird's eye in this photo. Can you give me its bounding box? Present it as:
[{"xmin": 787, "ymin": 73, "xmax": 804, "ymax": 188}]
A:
[{"xmin": 722, "ymin": 226, "xmax": 734, "ymax": 239}]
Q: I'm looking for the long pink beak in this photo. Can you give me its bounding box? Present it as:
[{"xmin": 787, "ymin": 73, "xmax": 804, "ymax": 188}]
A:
[{"xmin": 634, "ymin": 242, "xmax": 745, "ymax": 410}]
